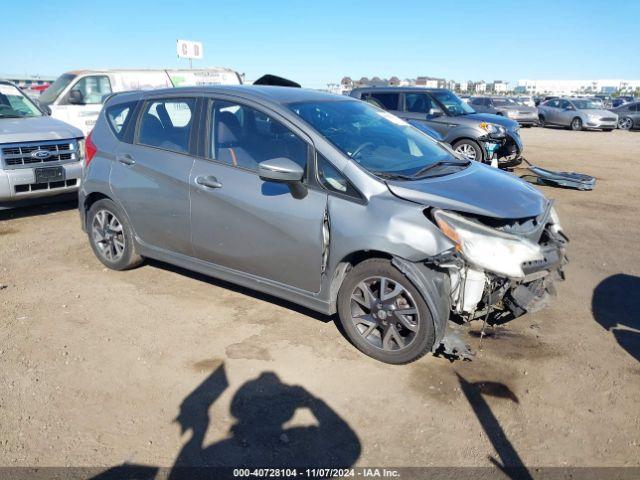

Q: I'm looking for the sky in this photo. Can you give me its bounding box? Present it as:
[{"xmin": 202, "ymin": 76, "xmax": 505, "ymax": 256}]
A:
[{"xmin": 2, "ymin": 0, "xmax": 639, "ymax": 88}]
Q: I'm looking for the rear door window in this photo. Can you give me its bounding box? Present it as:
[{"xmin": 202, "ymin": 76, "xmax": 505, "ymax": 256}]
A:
[
  {"xmin": 368, "ymin": 93, "xmax": 400, "ymax": 111},
  {"xmin": 106, "ymin": 101, "xmax": 137, "ymax": 140},
  {"xmin": 138, "ymin": 98, "xmax": 196, "ymax": 154}
]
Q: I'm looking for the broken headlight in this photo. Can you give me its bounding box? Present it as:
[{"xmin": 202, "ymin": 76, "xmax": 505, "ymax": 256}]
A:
[
  {"xmin": 479, "ymin": 122, "xmax": 507, "ymax": 138},
  {"xmin": 433, "ymin": 209, "xmax": 543, "ymax": 279}
]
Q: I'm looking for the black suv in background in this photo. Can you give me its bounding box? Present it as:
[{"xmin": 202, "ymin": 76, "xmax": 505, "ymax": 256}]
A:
[{"xmin": 350, "ymin": 87, "xmax": 523, "ymax": 166}]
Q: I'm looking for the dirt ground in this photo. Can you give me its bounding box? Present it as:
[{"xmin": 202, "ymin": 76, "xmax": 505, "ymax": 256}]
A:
[{"xmin": 1, "ymin": 127, "xmax": 639, "ymax": 473}]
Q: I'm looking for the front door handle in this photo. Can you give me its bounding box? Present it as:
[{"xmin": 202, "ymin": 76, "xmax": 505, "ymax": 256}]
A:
[
  {"xmin": 117, "ymin": 153, "xmax": 135, "ymax": 166},
  {"xmin": 195, "ymin": 175, "xmax": 223, "ymax": 189}
]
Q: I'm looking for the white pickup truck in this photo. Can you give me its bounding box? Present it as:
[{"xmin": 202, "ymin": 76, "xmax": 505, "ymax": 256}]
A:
[
  {"xmin": 38, "ymin": 68, "xmax": 243, "ymax": 135},
  {"xmin": 0, "ymin": 81, "xmax": 84, "ymax": 209}
]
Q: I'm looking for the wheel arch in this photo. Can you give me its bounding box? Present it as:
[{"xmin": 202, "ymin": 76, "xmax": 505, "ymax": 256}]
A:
[
  {"xmin": 83, "ymin": 191, "xmax": 140, "ymax": 246},
  {"xmin": 327, "ymin": 251, "xmax": 451, "ymax": 349},
  {"xmin": 327, "ymin": 250, "xmax": 393, "ymax": 314}
]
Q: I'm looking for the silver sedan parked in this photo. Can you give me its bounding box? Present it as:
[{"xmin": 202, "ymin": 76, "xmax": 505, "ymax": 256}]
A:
[
  {"xmin": 469, "ymin": 96, "xmax": 539, "ymax": 127},
  {"xmin": 79, "ymin": 86, "xmax": 567, "ymax": 364},
  {"xmin": 537, "ymin": 98, "xmax": 618, "ymax": 131}
]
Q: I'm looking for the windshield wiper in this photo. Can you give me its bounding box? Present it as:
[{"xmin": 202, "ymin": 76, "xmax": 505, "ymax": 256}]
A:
[
  {"xmin": 412, "ymin": 160, "xmax": 470, "ymax": 178},
  {"xmin": 0, "ymin": 115, "xmax": 25, "ymax": 119},
  {"xmin": 372, "ymin": 171, "xmax": 415, "ymax": 181}
]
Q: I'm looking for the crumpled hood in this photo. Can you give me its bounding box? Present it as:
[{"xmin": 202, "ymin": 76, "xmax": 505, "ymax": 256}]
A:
[
  {"xmin": 386, "ymin": 161, "xmax": 548, "ymax": 219},
  {"xmin": 0, "ymin": 116, "xmax": 83, "ymax": 143}
]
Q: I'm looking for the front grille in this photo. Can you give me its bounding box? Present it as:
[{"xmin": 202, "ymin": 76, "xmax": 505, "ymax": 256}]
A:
[
  {"xmin": 600, "ymin": 117, "xmax": 616, "ymax": 122},
  {"xmin": 2, "ymin": 140, "xmax": 78, "ymax": 168},
  {"xmin": 14, "ymin": 179, "xmax": 77, "ymax": 194}
]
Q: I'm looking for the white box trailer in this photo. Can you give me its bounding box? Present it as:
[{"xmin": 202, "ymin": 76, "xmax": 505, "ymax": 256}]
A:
[{"xmin": 38, "ymin": 68, "xmax": 242, "ymax": 135}]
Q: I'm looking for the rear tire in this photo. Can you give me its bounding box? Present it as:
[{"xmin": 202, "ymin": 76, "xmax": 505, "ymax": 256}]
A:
[
  {"xmin": 618, "ymin": 117, "xmax": 633, "ymax": 130},
  {"xmin": 87, "ymin": 199, "xmax": 143, "ymax": 271},
  {"xmin": 452, "ymin": 139, "xmax": 484, "ymax": 162},
  {"xmin": 571, "ymin": 117, "xmax": 583, "ymax": 131},
  {"xmin": 337, "ymin": 258, "xmax": 436, "ymax": 364}
]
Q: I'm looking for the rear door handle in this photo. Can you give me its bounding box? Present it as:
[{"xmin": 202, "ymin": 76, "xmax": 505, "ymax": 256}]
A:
[
  {"xmin": 195, "ymin": 175, "xmax": 223, "ymax": 189},
  {"xmin": 117, "ymin": 153, "xmax": 135, "ymax": 166}
]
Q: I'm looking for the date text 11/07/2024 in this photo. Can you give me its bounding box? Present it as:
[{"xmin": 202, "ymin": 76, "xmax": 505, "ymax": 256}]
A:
[{"xmin": 232, "ymin": 468, "xmax": 400, "ymax": 478}]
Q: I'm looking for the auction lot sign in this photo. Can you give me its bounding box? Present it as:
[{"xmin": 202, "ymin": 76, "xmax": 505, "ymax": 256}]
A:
[{"xmin": 176, "ymin": 39, "xmax": 203, "ymax": 59}]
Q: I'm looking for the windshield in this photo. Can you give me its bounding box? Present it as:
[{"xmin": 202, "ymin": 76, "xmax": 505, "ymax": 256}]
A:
[
  {"xmin": 0, "ymin": 84, "xmax": 43, "ymax": 118},
  {"xmin": 39, "ymin": 73, "xmax": 76, "ymax": 105},
  {"xmin": 289, "ymin": 100, "xmax": 466, "ymax": 179},
  {"xmin": 572, "ymin": 100, "xmax": 601, "ymax": 110},
  {"xmin": 430, "ymin": 90, "xmax": 475, "ymax": 116}
]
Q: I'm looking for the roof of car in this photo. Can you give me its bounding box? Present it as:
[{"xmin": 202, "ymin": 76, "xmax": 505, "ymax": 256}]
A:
[{"xmin": 118, "ymin": 85, "xmax": 351, "ymax": 105}]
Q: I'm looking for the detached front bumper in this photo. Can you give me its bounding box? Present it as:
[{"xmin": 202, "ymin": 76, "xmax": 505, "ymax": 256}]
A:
[{"xmin": 503, "ymin": 244, "xmax": 567, "ymax": 317}]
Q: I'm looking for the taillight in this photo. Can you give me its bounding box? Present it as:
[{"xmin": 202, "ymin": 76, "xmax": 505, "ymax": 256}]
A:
[{"xmin": 85, "ymin": 131, "xmax": 97, "ymax": 167}]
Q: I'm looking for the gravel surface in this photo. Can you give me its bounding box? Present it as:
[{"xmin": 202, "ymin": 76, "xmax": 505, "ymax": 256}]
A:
[{"xmin": 0, "ymin": 127, "xmax": 639, "ymax": 470}]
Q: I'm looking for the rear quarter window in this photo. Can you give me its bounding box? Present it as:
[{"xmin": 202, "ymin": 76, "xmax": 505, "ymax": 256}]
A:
[{"xmin": 106, "ymin": 101, "xmax": 137, "ymax": 140}]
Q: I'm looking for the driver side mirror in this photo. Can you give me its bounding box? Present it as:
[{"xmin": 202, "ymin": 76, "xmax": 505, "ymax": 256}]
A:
[
  {"xmin": 258, "ymin": 157, "xmax": 307, "ymax": 199},
  {"xmin": 259, "ymin": 157, "xmax": 304, "ymax": 183},
  {"xmin": 67, "ymin": 89, "xmax": 85, "ymax": 105},
  {"xmin": 428, "ymin": 107, "xmax": 444, "ymax": 118}
]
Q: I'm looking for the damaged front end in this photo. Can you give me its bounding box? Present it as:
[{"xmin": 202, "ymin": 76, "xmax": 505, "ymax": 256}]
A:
[{"xmin": 426, "ymin": 205, "xmax": 568, "ymax": 355}]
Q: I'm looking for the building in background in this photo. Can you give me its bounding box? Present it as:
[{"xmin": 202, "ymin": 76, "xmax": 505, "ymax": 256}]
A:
[
  {"xmin": 491, "ymin": 80, "xmax": 509, "ymax": 93},
  {"xmin": 516, "ymin": 79, "xmax": 640, "ymax": 95}
]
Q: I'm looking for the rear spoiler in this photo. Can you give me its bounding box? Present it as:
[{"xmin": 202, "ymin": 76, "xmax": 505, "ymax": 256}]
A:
[{"xmin": 253, "ymin": 74, "xmax": 301, "ymax": 88}]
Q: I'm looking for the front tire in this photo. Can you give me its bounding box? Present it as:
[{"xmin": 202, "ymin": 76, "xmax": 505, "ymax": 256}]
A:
[
  {"xmin": 452, "ymin": 139, "xmax": 484, "ymax": 162},
  {"xmin": 87, "ymin": 199, "xmax": 143, "ymax": 271},
  {"xmin": 538, "ymin": 115, "xmax": 546, "ymax": 127},
  {"xmin": 337, "ymin": 259, "xmax": 436, "ymax": 364},
  {"xmin": 571, "ymin": 117, "xmax": 583, "ymax": 131}
]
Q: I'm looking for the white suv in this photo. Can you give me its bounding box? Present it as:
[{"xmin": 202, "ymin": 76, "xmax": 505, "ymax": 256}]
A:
[{"xmin": 0, "ymin": 81, "xmax": 84, "ymax": 209}]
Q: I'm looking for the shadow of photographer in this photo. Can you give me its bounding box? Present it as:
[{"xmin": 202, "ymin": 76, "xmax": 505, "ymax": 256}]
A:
[{"xmin": 92, "ymin": 364, "xmax": 360, "ymax": 480}]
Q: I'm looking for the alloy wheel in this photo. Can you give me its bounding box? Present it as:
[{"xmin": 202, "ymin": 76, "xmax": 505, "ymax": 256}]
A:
[
  {"xmin": 454, "ymin": 143, "xmax": 477, "ymax": 160},
  {"xmin": 571, "ymin": 118, "xmax": 582, "ymax": 131},
  {"xmin": 350, "ymin": 276, "xmax": 420, "ymax": 351},
  {"xmin": 618, "ymin": 117, "xmax": 633, "ymax": 130},
  {"xmin": 91, "ymin": 209, "xmax": 126, "ymax": 262}
]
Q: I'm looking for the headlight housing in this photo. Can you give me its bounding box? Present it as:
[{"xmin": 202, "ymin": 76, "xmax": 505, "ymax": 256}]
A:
[
  {"xmin": 433, "ymin": 209, "xmax": 543, "ymax": 279},
  {"xmin": 479, "ymin": 122, "xmax": 507, "ymax": 137},
  {"xmin": 549, "ymin": 206, "xmax": 563, "ymax": 236}
]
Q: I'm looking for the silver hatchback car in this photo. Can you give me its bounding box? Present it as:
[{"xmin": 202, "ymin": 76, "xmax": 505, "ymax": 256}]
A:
[{"xmin": 80, "ymin": 86, "xmax": 568, "ymax": 364}]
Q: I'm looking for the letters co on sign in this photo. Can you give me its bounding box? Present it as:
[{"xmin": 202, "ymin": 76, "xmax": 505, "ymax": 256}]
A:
[{"xmin": 176, "ymin": 39, "xmax": 203, "ymax": 60}]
